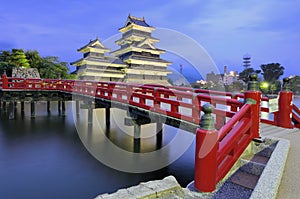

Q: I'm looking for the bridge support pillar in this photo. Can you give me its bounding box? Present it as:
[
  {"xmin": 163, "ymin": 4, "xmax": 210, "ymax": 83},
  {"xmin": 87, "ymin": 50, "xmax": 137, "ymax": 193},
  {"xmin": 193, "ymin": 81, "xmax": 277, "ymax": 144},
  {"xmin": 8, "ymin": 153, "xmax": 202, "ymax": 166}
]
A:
[
  {"xmin": 134, "ymin": 136, "xmax": 141, "ymax": 153},
  {"xmin": 58, "ymin": 101, "xmax": 61, "ymax": 115},
  {"xmin": 61, "ymin": 101, "xmax": 66, "ymax": 117},
  {"xmin": 106, "ymin": 107, "xmax": 110, "ymax": 130},
  {"xmin": 47, "ymin": 101, "xmax": 50, "ymax": 113},
  {"xmin": 76, "ymin": 101, "xmax": 80, "ymax": 116},
  {"xmin": 133, "ymin": 123, "xmax": 141, "ymax": 153},
  {"xmin": 9, "ymin": 101, "xmax": 15, "ymax": 120},
  {"xmin": 88, "ymin": 108, "xmax": 93, "ymax": 124},
  {"xmin": 156, "ymin": 122, "xmax": 163, "ymax": 149},
  {"xmin": 87, "ymin": 101, "xmax": 94, "ymax": 125},
  {"xmin": 21, "ymin": 101, "xmax": 25, "ymax": 113},
  {"xmin": 134, "ymin": 123, "xmax": 141, "ymax": 140},
  {"xmin": 31, "ymin": 101, "xmax": 35, "ymax": 118},
  {"xmin": 2, "ymin": 101, "xmax": 7, "ymax": 112}
]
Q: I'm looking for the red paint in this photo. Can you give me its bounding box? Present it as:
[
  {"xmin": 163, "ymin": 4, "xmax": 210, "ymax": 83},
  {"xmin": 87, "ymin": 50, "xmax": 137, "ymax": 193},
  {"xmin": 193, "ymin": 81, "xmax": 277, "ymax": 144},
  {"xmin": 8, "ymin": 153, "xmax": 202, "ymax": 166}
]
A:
[
  {"xmin": 244, "ymin": 91, "xmax": 261, "ymax": 138},
  {"xmin": 194, "ymin": 128, "xmax": 218, "ymax": 192},
  {"xmin": 194, "ymin": 103, "xmax": 253, "ymax": 192},
  {"xmin": 278, "ymin": 91, "xmax": 293, "ymax": 128}
]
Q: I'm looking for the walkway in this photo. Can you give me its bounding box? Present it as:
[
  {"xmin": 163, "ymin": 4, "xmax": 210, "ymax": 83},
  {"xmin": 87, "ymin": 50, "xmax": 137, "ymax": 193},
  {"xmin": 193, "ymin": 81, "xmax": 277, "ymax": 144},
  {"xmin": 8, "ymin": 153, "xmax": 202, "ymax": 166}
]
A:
[{"xmin": 260, "ymin": 123, "xmax": 300, "ymax": 199}]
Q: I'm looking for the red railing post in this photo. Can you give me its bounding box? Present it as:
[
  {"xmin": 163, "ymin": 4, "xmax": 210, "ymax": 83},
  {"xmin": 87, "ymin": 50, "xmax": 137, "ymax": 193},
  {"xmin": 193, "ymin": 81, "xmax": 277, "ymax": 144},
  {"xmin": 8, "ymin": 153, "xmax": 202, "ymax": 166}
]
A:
[
  {"xmin": 244, "ymin": 74, "xmax": 261, "ymax": 139},
  {"xmin": 194, "ymin": 103, "xmax": 218, "ymax": 192},
  {"xmin": 192, "ymin": 94, "xmax": 200, "ymax": 123},
  {"xmin": 1, "ymin": 73, "xmax": 8, "ymax": 89},
  {"xmin": 277, "ymin": 77, "xmax": 293, "ymax": 128}
]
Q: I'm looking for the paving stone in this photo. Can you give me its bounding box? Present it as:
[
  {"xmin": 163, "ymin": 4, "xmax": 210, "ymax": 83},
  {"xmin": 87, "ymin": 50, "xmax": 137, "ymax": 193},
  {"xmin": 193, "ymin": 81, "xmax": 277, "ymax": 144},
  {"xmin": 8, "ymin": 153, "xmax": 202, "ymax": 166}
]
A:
[
  {"xmin": 230, "ymin": 170, "xmax": 260, "ymax": 189},
  {"xmin": 126, "ymin": 184, "xmax": 156, "ymax": 198},
  {"xmin": 240, "ymin": 160, "xmax": 265, "ymax": 176},
  {"xmin": 251, "ymin": 154, "xmax": 269, "ymax": 165}
]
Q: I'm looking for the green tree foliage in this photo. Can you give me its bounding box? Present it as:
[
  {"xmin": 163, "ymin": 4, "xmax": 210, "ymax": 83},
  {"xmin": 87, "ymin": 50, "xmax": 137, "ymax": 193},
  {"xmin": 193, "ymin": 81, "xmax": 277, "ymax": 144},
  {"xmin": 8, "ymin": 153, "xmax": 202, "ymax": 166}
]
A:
[
  {"xmin": 239, "ymin": 68, "xmax": 255, "ymax": 83},
  {"xmin": 11, "ymin": 49, "xmax": 30, "ymax": 68},
  {"xmin": 290, "ymin": 76, "xmax": 300, "ymax": 95},
  {"xmin": 25, "ymin": 50, "xmax": 42, "ymax": 69},
  {"xmin": 206, "ymin": 80, "xmax": 225, "ymax": 91},
  {"xmin": 225, "ymin": 81, "xmax": 245, "ymax": 92},
  {"xmin": 25, "ymin": 51, "xmax": 74, "ymax": 79},
  {"xmin": 1, "ymin": 48, "xmax": 75, "ymax": 79},
  {"xmin": 260, "ymin": 63, "xmax": 284, "ymax": 83},
  {"xmin": 39, "ymin": 56, "xmax": 67, "ymax": 79},
  {"xmin": 0, "ymin": 50, "xmax": 13, "ymax": 76}
]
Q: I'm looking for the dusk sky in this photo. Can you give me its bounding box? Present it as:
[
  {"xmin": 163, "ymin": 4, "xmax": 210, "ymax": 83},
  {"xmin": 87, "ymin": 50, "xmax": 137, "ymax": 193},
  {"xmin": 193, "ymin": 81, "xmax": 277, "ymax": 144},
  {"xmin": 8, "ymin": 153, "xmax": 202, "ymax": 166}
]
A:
[{"xmin": 1, "ymin": 0, "xmax": 299, "ymax": 80}]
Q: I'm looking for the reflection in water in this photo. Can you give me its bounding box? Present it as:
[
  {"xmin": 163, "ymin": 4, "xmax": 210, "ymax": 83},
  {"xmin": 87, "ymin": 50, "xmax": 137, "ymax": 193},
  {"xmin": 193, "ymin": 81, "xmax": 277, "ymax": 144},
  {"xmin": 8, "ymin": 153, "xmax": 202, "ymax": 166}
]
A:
[
  {"xmin": 0, "ymin": 101, "xmax": 195, "ymax": 199},
  {"xmin": 78, "ymin": 108, "xmax": 180, "ymax": 154}
]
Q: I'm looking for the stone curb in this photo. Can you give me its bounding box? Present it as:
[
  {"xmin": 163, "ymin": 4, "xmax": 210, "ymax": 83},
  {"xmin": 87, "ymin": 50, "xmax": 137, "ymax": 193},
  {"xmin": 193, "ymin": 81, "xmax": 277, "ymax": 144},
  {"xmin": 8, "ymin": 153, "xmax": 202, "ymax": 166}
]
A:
[
  {"xmin": 249, "ymin": 138, "xmax": 290, "ymax": 199},
  {"xmin": 94, "ymin": 176, "xmax": 185, "ymax": 199}
]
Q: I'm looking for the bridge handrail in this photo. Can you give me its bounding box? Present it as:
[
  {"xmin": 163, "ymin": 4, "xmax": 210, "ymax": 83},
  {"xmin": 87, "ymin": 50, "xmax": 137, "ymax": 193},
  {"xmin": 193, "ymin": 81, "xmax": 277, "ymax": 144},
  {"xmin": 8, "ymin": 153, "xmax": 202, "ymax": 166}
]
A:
[
  {"xmin": 0, "ymin": 77, "xmax": 249, "ymax": 126},
  {"xmin": 292, "ymin": 104, "xmax": 300, "ymax": 128},
  {"xmin": 195, "ymin": 102, "xmax": 253, "ymax": 192},
  {"xmin": 218, "ymin": 103, "xmax": 251, "ymax": 141},
  {"xmin": 293, "ymin": 104, "xmax": 300, "ymax": 115}
]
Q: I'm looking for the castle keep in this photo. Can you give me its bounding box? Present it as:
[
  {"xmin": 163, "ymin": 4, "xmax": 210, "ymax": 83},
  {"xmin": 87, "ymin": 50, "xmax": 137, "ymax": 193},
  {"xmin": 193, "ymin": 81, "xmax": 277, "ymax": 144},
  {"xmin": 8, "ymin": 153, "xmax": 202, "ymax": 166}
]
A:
[{"xmin": 71, "ymin": 15, "xmax": 172, "ymax": 85}]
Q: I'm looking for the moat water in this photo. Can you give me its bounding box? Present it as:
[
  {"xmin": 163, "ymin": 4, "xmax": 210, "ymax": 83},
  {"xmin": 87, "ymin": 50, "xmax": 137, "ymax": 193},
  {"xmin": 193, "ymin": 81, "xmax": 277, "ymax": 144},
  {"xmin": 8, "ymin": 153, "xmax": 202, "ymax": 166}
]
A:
[
  {"xmin": 1, "ymin": 97, "xmax": 299, "ymax": 199},
  {"xmin": 0, "ymin": 101, "xmax": 195, "ymax": 199}
]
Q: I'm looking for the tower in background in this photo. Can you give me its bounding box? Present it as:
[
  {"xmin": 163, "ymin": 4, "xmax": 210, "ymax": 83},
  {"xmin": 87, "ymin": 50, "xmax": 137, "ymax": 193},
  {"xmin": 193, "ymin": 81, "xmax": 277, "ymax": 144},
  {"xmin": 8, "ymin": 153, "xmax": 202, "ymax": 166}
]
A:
[{"xmin": 243, "ymin": 54, "xmax": 251, "ymax": 68}]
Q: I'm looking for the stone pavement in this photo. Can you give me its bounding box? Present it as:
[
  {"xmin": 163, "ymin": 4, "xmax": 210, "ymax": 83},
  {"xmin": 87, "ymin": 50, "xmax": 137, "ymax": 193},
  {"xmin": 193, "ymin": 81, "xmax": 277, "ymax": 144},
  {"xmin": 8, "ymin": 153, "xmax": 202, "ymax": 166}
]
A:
[
  {"xmin": 274, "ymin": 130, "xmax": 300, "ymax": 199},
  {"xmin": 260, "ymin": 123, "xmax": 300, "ymax": 199}
]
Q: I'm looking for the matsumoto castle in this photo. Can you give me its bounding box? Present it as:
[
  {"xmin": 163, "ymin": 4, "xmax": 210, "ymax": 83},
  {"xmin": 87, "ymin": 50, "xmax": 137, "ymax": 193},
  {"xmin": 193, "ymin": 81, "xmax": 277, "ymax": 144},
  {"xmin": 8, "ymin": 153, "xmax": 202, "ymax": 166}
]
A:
[{"xmin": 71, "ymin": 15, "xmax": 172, "ymax": 85}]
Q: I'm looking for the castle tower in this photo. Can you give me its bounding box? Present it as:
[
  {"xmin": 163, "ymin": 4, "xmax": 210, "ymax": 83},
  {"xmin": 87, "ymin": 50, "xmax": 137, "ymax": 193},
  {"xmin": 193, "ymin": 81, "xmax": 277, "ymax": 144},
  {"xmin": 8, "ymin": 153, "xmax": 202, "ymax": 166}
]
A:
[
  {"xmin": 112, "ymin": 15, "xmax": 172, "ymax": 85},
  {"xmin": 71, "ymin": 38, "xmax": 126, "ymax": 81}
]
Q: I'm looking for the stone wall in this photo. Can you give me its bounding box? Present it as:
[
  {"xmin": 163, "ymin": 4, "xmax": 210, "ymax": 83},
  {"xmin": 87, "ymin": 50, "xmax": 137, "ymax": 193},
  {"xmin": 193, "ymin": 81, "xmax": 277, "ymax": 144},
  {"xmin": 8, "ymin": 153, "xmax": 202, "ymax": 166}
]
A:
[
  {"xmin": 94, "ymin": 176, "xmax": 191, "ymax": 199},
  {"xmin": 12, "ymin": 67, "xmax": 40, "ymax": 79}
]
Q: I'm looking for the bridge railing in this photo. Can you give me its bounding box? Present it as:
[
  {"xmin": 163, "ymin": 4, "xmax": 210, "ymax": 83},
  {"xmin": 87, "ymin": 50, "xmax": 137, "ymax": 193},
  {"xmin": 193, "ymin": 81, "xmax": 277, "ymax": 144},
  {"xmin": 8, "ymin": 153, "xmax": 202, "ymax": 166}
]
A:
[
  {"xmin": 195, "ymin": 102, "xmax": 254, "ymax": 192},
  {"xmin": 194, "ymin": 74, "xmax": 261, "ymax": 192},
  {"xmin": 68, "ymin": 80, "xmax": 244, "ymax": 125},
  {"xmin": 3, "ymin": 76, "xmax": 300, "ymax": 129},
  {"xmin": 292, "ymin": 104, "xmax": 300, "ymax": 128}
]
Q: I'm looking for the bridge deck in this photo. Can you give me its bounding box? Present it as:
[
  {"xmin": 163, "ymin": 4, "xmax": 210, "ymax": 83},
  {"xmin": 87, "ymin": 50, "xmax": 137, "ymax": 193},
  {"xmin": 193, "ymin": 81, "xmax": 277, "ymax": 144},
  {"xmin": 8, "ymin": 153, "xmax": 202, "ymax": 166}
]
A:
[
  {"xmin": 260, "ymin": 123, "xmax": 299, "ymax": 138},
  {"xmin": 259, "ymin": 122, "xmax": 300, "ymax": 198}
]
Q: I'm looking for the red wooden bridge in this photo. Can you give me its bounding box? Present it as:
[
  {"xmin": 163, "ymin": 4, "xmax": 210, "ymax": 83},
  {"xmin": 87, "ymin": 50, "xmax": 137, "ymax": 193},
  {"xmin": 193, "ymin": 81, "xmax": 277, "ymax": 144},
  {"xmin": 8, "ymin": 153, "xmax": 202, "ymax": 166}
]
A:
[{"xmin": 1, "ymin": 73, "xmax": 300, "ymax": 192}]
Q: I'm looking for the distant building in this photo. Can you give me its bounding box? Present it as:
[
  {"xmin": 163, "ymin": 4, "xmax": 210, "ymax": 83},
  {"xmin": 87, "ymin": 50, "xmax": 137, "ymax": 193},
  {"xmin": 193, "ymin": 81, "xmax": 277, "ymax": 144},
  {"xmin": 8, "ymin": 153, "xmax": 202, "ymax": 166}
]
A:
[
  {"xmin": 206, "ymin": 71, "xmax": 223, "ymax": 84},
  {"xmin": 223, "ymin": 70, "xmax": 239, "ymax": 85},
  {"xmin": 71, "ymin": 15, "xmax": 172, "ymax": 85},
  {"xmin": 206, "ymin": 66, "xmax": 240, "ymax": 86}
]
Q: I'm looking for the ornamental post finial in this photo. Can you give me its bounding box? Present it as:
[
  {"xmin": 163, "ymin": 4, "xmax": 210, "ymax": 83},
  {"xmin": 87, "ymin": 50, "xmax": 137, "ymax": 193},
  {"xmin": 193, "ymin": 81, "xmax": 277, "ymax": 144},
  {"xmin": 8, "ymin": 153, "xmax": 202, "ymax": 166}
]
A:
[{"xmin": 200, "ymin": 103, "xmax": 215, "ymax": 130}]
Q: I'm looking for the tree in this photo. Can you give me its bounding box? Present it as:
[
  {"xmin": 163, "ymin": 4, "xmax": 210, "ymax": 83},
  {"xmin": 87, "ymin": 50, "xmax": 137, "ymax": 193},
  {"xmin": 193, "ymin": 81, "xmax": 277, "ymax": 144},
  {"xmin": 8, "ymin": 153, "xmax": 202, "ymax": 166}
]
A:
[
  {"xmin": 25, "ymin": 50, "xmax": 42, "ymax": 69},
  {"xmin": 260, "ymin": 63, "xmax": 284, "ymax": 83},
  {"xmin": 1, "ymin": 48, "xmax": 75, "ymax": 79},
  {"xmin": 0, "ymin": 51, "xmax": 13, "ymax": 77},
  {"xmin": 290, "ymin": 76, "xmax": 300, "ymax": 95},
  {"xmin": 11, "ymin": 49, "xmax": 30, "ymax": 68},
  {"xmin": 38, "ymin": 56, "xmax": 71, "ymax": 79},
  {"xmin": 239, "ymin": 68, "xmax": 255, "ymax": 83}
]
